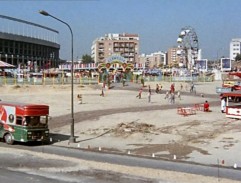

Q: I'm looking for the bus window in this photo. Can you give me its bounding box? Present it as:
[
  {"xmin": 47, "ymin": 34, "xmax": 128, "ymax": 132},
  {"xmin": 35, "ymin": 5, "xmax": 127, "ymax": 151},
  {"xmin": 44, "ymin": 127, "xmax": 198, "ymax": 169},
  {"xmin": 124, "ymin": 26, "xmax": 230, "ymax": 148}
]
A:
[
  {"xmin": 16, "ymin": 116, "xmax": 22, "ymax": 125},
  {"xmin": 24, "ymin": 116, "xmax": 48, "ymax": 127},
  {"xmin": 25, "ymin": 116, "xmax": 40, "ymax": 127},
  {"xmin": 40, "ymin": 116, "xmax": 48, "ymax": 126}
]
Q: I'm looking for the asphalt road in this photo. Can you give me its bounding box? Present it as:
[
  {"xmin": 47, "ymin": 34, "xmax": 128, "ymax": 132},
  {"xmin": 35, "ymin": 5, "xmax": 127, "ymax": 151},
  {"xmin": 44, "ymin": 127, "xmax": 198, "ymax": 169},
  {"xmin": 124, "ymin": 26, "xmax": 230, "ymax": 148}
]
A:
[{"xmin": 0, "ymin": 143, "xmax": 241, "ymax": 182}]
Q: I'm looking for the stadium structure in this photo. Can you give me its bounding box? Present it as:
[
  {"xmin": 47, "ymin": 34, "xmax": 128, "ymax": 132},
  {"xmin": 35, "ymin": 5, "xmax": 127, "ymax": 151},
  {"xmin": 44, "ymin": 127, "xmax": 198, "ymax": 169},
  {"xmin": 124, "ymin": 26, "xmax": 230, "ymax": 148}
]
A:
[{"xmin": 0, "ymin": 14, "xmax": 60, "ymax": 71}]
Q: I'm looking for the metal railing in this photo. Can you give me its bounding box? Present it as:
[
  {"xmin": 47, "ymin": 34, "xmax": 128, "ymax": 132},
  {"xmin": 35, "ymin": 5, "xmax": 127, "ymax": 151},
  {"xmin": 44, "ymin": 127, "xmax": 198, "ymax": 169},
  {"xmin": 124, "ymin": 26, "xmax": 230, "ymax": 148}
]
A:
[{"xmin": 0, "ymin": 75, "xmax": 214, "ymax": 86}]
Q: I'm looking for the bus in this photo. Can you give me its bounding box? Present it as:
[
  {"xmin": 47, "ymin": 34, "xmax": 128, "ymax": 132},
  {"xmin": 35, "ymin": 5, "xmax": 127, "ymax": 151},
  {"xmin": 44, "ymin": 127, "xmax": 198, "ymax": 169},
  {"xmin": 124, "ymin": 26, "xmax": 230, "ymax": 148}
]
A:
[{"xmin": 0, "ymin": 101, "xmax": 49, "ymax": 144}]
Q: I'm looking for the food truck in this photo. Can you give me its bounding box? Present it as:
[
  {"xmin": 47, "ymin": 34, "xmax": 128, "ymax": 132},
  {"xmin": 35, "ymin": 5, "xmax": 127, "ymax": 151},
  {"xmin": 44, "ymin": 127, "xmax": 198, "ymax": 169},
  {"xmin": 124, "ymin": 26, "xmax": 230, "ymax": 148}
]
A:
[
  {"xmin": 222, "ymin": 91, "xmax": 241, "ymax": 119},
  {"xmin": 0, "ymin": 101, "xmax": 49, "ymax": 144}
]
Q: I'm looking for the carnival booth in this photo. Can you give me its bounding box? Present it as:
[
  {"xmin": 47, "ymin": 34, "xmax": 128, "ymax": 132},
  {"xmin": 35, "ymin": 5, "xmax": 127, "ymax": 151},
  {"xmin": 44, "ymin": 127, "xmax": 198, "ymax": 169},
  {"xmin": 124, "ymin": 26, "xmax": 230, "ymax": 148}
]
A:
[
  {"xmin": 222, "ymin": 90, "xmax": 241, "ymax": 119},
  {"xmin": 98, "ymin": 55, "xmax": 135, "ymax": 83}
]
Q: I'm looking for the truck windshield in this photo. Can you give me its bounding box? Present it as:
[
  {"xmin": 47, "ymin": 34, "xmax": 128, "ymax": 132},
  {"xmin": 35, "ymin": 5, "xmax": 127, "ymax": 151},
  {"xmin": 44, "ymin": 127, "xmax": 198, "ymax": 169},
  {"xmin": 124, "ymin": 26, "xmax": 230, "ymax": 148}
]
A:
[{"xmin": 25, "ymin": 116, "xmax": 48, "ymax": 127}]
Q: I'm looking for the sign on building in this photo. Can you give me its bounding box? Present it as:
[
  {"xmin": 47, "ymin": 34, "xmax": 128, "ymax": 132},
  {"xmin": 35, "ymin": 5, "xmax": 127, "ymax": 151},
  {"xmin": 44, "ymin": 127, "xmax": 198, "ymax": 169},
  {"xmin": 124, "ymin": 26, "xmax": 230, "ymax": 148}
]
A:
[{"xmin": 221, "ymin": 58, "xmax": 231, "ymax": 71}]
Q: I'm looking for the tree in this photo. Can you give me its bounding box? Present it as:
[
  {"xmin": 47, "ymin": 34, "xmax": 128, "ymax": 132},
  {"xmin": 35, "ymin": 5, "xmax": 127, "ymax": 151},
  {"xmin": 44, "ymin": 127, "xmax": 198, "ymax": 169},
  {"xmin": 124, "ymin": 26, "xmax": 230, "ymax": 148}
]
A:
[
  {"xmin": 235, "ymin": 54, "xmax": 241, "ymax": 61},
  {"xmin": 82, "ymin": 54, "xmax": 94, "ymax": 64}
]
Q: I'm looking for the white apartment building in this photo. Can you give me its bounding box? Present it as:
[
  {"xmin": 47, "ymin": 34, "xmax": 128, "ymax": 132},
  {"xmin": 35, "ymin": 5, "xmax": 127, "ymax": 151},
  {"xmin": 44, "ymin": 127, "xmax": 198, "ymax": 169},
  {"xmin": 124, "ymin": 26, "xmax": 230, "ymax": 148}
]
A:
[
  {"xmin": 91, "ymin": 33, "xmax": 139, "ymax": 63},
  {"xmin": 230, "ymin": 38, "xmax": 241, "ymax": 60},
  {"xmin": 138, "ymin": 51, "xmax": 166, "ymax": 69}
]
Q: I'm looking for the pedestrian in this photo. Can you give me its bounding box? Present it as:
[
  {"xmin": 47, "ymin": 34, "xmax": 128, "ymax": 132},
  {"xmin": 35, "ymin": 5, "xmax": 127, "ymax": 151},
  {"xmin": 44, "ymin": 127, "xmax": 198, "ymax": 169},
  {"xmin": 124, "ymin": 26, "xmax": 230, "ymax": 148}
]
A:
[
  {"xmin": 159, "ymin": 84, "xmax": 162, "ymax": 93},
  {"xmin": 177, "ymin": 90, "xmax": 181, "ymax": 100},
  {"xmin": 203, "ymin": 100, "xmax": 210, "ymax": 112},
  {"xmin": 77, "ymin": 94, "xmax": 83, "ymax": 104},
  {"xmin": 136, "ymin": 88, "xmax": 143, "ymax": 99},
  {"xmin": 221, "ymin": 97, "xmax": 226, "ymax": 113},
  {"xmin": 180, "ymin": 83, "xmax": 183, "ymax": 90},
  {"xmin": 100, "ymin": 87, "xmax": 104, "ymax": 97},
  {"xmin": 148, "ymin": 85, "xmax": 151, "ymax": 95},
  {"xmin": 170, "ymin": 83, "xmax": 175, "ymax": 93},
  {"xmin": 155, "ymin": 84, "xmax": 160, "ymax": 93},
  {"xmin": 170, "ymin": 92, "xmax": 175, "ymax": 104},
  {"xmin": 164, "ymin": 91, "xmax": 169, "ymax": 99},
  {"xmin": 122, "ymin": 78, "xmax": 126, "ymax": 87},
  {"xmin": 190, "ymin": 82, "xmax": 195, "ymax": 93},
  {"xmin": 148, "ymin": 90, "xmax": 151, "ymax": 103}
]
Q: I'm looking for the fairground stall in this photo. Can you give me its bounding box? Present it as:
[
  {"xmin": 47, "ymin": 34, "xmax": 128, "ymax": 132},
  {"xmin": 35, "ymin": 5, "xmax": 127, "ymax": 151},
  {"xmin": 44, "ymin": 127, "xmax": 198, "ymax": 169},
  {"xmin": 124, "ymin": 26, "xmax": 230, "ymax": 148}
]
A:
[
  {"xmin": 222, "ymin": 90, "xmax": 241, "ymax": 119},
  {"xmin": 216, "ymin": 72, "xmax": 241, "ymax": 94}
]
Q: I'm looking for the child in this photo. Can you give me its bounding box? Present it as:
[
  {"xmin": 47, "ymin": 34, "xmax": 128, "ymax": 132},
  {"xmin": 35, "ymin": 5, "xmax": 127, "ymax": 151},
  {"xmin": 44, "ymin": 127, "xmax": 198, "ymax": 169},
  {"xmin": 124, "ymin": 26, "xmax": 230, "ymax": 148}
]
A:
[
  {"xmin": 136, "ymin": 88, "xmax": 143, "ymax": 99},
  {"xmin": 77, "ymin": 94, "xmax": 82, "ymax": 104}
]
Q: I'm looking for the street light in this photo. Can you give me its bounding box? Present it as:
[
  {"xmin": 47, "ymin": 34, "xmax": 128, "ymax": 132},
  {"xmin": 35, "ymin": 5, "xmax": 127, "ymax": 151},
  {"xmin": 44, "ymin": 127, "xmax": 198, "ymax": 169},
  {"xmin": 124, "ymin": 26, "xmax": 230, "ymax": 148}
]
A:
[{"xmin": 39, "ymin": 10, "xmax": 76, "ymax": 143}]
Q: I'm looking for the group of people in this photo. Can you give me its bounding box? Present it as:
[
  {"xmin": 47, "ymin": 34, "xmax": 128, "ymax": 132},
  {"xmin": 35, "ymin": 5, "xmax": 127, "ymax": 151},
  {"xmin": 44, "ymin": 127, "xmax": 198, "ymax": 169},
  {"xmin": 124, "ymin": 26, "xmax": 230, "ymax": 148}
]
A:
[
  {"xmin": 203, "ymin": 97, "xmax": 227, "ymax": 113},
  {"xmin": 136, "ymin": 85, "xmax": 152, "ymax": 103},
  {"xmin": 100, "ymin": 81, "xmax": 228, "ymax": 113}
]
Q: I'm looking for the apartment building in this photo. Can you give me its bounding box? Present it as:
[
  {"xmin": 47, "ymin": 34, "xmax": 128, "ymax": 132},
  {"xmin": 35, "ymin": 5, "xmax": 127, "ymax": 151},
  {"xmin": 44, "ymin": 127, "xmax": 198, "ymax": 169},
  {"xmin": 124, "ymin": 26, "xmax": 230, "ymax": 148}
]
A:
[
  {"xmin": 139, "ymin": 51, "xmax": 166, "ymax": 69},
  {"xmin": 91, "ymin": 33, "xmax": 139, "ymax": 63},
  {"xmin": 167, "ymin": 47, "xmax": 202, "ymax": 68},
  {"xmin": 167, "ymin": 47, "xmax": 181, "ymax": 66},
  {"xmin": 230, "ymin": 38, "xmax": 241, "ymax": 60}
]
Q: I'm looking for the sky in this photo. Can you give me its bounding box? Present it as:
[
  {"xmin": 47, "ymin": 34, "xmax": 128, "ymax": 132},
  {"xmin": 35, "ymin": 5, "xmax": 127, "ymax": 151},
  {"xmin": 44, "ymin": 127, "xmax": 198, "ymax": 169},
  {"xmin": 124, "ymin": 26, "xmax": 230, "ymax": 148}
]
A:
[{"xmin": 1, "ymin": 0, "xmax": 241, "ymax": 61}]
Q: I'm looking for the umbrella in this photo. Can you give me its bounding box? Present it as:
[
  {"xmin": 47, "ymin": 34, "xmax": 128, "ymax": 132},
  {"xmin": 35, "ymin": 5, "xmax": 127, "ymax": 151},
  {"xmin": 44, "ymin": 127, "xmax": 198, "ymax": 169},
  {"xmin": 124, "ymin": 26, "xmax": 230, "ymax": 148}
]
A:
[{"xmin": 0, "ymin": 61, "xmax": 15, "ymax": 68}]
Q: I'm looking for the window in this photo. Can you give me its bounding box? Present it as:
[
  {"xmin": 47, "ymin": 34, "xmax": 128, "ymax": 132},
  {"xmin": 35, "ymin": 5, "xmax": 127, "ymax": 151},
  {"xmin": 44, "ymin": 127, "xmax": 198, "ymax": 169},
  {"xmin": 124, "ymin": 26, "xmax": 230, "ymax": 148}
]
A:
[{"xmin": 16, "ymin": 116, "xmax": 22, "ymax": 125}]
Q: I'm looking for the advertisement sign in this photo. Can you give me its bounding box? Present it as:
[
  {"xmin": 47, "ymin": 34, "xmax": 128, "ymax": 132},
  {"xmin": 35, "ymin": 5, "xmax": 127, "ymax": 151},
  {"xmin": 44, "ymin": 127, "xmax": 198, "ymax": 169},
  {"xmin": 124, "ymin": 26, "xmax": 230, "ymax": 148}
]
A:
[
  {"xmin": 196, "ymin": 59, "xmax": 207, "ymax": 71},
  {"xmin": 221, "ymin": 58, "xmax": 231, "ymax": 71}
]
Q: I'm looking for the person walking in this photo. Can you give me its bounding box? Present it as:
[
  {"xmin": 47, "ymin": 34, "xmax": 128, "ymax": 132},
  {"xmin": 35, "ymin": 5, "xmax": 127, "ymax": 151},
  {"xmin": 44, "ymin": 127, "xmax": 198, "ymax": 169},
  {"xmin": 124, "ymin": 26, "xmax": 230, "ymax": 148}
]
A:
[
  {"xmin": 100, "ymin": 87, "xmax": 104, "ymax": 97},
  {"xmin": 170, "ymin": 83, "xmax": 175, "ymax": 93},
  {"xmin": 170, "ymin": 92, "xmax": 175, "ymax": 104},
  {"xmin": 136, "ymin": 88, "xmax": 143, "ymax": 99},
  {"xmin": 221, "ymin": 97, "xmax": 226, "ymax": 113},
  {"xmin": 148, "ymin": 90, "xmax": 151, "ymax": 103},
  {"xmin": 148, "ymin": 85, "xmax": 151, "ymax": 95},
  {"xmin": 164, "ymin": 91, "xmax": 169, "ymax": 99},
  {"xmin": 177, "ymin": 90, "xmax": 181, "ymax": 100},
  {"xmin": 155, "ymin": 84, "xmax": 160, "ymax": 93},
  {"xmin": 180, "ymin": 83, "xmax": 183, "ymax": 91}
]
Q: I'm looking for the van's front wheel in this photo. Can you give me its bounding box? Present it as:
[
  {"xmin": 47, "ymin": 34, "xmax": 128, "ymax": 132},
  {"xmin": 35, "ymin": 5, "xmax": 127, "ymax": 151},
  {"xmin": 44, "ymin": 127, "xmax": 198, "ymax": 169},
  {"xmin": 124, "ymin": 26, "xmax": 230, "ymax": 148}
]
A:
[{"xmin": 4, "ymin": 133, "xmax": 14, "ymax": 145}]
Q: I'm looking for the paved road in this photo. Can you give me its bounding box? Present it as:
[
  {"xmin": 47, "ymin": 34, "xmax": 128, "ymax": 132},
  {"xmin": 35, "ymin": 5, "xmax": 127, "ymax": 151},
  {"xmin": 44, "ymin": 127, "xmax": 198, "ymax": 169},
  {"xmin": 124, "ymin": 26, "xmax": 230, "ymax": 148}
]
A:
[
  {"xmin": 0, "ymin": 143, "xmax": 240, "ymax": 182},
  {"xmin": 0, "ymin": 144, "xmax": 161, "ymax": 183}
]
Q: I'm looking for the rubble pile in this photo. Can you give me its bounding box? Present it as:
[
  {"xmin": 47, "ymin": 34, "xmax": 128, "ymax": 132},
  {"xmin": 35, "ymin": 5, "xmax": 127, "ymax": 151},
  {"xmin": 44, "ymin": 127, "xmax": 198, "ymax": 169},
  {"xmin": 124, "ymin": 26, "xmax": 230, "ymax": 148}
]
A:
[{"xmin": 113, "ymin": 122, "xmax": 157, "ymax": 136}]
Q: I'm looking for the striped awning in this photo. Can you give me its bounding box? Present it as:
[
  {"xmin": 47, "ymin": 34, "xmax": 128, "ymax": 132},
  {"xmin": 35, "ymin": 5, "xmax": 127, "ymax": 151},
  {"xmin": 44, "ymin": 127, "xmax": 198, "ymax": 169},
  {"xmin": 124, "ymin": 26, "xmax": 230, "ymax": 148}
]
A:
[{"xmin": 0, "ymin": 61, "xmax": 15, "ymax": 68}]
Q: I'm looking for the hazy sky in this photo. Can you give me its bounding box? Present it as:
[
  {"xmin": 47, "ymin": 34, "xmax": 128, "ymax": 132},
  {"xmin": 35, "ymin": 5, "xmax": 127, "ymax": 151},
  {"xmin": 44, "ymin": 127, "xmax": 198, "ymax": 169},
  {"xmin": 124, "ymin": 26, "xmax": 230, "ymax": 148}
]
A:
[{"xmin": 1, "ymin": 0, "xmax": 241, "ymax": 60}]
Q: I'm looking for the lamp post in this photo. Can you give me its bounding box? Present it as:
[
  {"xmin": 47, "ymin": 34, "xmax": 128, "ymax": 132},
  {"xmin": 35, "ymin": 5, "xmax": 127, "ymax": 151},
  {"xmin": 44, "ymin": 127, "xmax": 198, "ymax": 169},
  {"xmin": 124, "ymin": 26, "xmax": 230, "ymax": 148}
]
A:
[{"xmin": 39, "ymin": 10, "xmax": 76, "ymax": 143}]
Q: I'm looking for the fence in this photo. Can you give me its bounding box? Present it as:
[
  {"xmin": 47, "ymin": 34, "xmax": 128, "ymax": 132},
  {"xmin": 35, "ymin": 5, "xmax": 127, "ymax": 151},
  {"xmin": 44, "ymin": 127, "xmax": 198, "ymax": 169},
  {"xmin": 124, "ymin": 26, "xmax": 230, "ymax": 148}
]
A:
[
  {"xmin": 0, "ymin": 76, "xmax": 99, "ymax": 86},
  {"xmin": 0, "ymin": 75, "xmax": 214, "ymax": 86}
]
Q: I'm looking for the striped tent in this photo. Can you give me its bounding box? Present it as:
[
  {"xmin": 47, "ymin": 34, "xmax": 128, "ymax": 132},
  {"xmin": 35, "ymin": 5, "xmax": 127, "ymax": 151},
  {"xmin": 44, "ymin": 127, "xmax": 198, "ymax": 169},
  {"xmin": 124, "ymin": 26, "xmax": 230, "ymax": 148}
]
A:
[{"xmin": 0, "ymin": 61, "xmax": 15, "ymax": 68}]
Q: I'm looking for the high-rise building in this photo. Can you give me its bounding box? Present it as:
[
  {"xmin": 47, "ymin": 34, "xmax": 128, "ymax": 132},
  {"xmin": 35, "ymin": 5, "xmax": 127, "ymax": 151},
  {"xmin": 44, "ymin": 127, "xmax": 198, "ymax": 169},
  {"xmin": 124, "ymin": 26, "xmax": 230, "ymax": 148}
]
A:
[
  {"xmin": 230, "ymin": 38, "xmax": 241, "ymax": 60},
  {"xmin": 167, "ymin": 47, "xmax": 181, "ymax": 66},
  {"xmin": 91, "ymin": 33, "xmax": 139, "ymax": 63}
]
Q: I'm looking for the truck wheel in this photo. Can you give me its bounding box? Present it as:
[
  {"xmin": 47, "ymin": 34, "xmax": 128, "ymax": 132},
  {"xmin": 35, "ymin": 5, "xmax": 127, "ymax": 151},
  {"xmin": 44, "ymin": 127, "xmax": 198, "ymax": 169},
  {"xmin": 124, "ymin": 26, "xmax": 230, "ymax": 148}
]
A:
[{"xmin": 4, "ymin": 133, "xmax": 14, "ymax": 145}]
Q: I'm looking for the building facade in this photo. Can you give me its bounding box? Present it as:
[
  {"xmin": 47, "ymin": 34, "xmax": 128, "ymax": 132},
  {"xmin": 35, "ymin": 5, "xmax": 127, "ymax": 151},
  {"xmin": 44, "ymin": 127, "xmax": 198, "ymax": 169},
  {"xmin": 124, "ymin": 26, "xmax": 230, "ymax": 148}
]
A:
[
  {"xmin": 0, "ymin": 15, "xmax": 60, "ymax": 70},
  {"xmin": 139, "ymin": 51, "xmax": 166, "ymax": 69},
  {"xmin": 91, "ymin": 33, "xmax": 139, "ymax": 64},
  {"xmin": 230, "ymin": 38, "xmax": 241, "ymax": 61},
  {"xmin": 167, "ymin": 47, "xmax": 181, "ymax": 67},
  {"xmin": 167, "ymin": 47, "xmax": 202, "ymax": 68}
]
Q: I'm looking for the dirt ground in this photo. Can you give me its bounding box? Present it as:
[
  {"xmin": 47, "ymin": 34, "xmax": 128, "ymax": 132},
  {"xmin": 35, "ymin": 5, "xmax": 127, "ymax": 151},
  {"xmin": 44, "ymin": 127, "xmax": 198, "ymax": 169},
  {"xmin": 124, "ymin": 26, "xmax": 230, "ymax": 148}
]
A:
[{"xmin": 1, "ymin": 81, "xmax": 241, "ymax": 182}]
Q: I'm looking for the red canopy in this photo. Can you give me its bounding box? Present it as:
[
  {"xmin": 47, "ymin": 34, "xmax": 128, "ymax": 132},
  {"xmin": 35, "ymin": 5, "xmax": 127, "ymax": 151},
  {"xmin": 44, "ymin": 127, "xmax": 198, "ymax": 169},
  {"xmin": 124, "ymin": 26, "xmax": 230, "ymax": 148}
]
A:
[{"xmin": 228, "ymin": 72, "xmax": 241, "ymax": 78}]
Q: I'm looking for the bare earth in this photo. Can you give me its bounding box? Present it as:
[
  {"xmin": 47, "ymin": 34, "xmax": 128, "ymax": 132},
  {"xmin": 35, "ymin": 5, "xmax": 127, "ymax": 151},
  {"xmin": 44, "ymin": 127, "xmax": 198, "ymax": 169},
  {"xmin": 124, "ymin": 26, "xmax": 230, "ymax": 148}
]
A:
[{"xmin": 1, "ymin": 81, "xmax": 241, "ymax": 183}]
